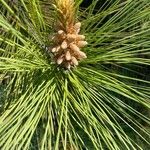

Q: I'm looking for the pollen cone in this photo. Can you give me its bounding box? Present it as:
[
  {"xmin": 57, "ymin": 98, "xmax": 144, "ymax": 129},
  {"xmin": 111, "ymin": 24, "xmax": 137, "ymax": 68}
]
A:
[{"xmin": 51, "ymin": 0, "xmax": 87, "ymax": 69}]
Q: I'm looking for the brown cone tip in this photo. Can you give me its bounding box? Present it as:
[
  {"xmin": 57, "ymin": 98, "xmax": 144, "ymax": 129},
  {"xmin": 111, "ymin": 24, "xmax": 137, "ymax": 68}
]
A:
[{"xmin": 51, "ymin": 0, "xmax": 87, "ymax": 69}]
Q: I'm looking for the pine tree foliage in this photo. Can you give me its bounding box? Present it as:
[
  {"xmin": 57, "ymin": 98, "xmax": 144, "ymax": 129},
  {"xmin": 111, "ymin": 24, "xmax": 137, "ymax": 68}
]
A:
[{"xmin": 0, "ymin": 0, "xmax": 150, "ymax": 149}]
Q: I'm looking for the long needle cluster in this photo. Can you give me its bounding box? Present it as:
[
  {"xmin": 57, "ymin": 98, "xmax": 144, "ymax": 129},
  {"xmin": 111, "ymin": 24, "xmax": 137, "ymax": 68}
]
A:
[{"xmin": 50, "ymin": 0, "xmax": 87, "ymax": 69}]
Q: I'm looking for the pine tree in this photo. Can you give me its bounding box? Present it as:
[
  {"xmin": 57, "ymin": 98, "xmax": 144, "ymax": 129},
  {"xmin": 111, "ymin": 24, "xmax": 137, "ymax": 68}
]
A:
[{"xmin": 0, "ymin": 0, "xmax": 150, "ymax": 149}]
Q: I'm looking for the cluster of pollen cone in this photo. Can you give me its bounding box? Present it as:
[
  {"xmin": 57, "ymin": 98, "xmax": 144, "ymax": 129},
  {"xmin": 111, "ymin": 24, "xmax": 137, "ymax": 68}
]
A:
[{"xmin": 50, "ymin": 0, "xmax": 87, "ymax": 69}]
